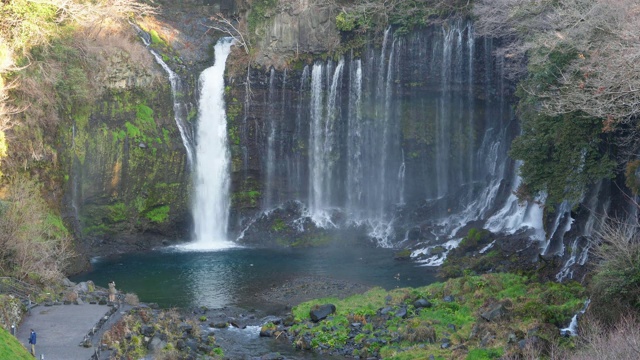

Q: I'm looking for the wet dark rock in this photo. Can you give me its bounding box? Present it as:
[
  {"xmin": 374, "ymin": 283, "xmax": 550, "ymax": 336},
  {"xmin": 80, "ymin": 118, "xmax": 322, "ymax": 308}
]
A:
[
  {"xmin": 260, "ymin": 323, "xmax": 277, "ymax": 337},
  {"xmin": 197, "ymin": 343, "xmax": 212, "ymax": 353},
  {"xmin": 394, "ymin": 307, "xmax": 408, "ymax": 319},
  {"xmin": 230, "ymin": 320, "xmax": 246, "ymax": 329},
  {"xmin": 184, "ymin": 338, "xmax": 198, "ymax": 352},
  {"xmin": 179, "ymin": 323, "xmax": 193, "ymax": 334},
  {"xmin": 141, "ymin": 325, "xmax": 155, "ymax": 337},
  {"xmin": 282, "ymin": 313, "xmax": 295, "ymax": 326},
  {"xmin": 310, "ymin": 304, "xmax": 336, "ymax": 322},
  {"xmin": 380, "ymin": 306, "xmax": 393, "ymax": 315},
  {"xmin": 211, "ymin": 322, "xmax": 228, "ymax": 328},
  {"xmin": 414, "ymin": 298, "xmax": 432, "ymax": 309},
  {"xmin": 394, "ymin": 249, "xmax": 411, "ymax": 260},
  {"xmin": 441, "ymin": 339, "xmax": 451, "ymax": 349},
  {"xmin": 443, "ymin": 295, "xmax": 455, "ymax": 303}
]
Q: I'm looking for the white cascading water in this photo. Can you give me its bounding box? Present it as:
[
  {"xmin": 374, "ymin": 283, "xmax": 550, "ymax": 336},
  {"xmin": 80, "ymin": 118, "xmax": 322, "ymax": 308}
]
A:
[
  {"xmin": 187, "ymin": 38, "xmax": 236, "ymax": 250},
  {"xmin": 132, "ymin": 23, "xmax": 195, "ymax": 167}
]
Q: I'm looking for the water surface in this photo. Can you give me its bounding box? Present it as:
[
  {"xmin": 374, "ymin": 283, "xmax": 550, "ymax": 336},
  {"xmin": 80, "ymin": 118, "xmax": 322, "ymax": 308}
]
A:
[{"xmin": 71, "ymin": 245, "xmax": 437, "ymax": 309}]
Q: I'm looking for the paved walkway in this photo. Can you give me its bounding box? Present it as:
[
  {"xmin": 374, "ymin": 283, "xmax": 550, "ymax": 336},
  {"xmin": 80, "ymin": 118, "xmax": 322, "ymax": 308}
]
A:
[{"xmin": 17, "ymin": 303, "xmax": 118, "ymax": 360}]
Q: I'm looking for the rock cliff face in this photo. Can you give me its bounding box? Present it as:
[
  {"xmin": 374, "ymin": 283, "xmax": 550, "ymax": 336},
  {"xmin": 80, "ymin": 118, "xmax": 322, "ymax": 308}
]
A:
[
  {"xmin": 253, "ymin": 0, "xmax": 339, "ymax": 67},
  {"xmin": 61, "ymin": 42, "xmax": 191, "ymax": 259}
]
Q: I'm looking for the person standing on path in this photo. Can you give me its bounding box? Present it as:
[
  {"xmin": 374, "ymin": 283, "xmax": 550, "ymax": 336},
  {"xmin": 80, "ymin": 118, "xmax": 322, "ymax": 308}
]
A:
[
  {"xmin": 28, "ymin": 328, "xmax": 36, "ymax": 356},
  {"xmin": 108, "ymin": 280, "xmax": 117, "ymax": 303}
]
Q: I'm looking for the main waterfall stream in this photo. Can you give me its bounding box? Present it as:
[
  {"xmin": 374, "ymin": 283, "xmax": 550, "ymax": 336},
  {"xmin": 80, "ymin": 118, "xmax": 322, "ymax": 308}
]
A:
[{"xmin": 189, "ymin": 38, "xmax": 236, "ymax": 249}]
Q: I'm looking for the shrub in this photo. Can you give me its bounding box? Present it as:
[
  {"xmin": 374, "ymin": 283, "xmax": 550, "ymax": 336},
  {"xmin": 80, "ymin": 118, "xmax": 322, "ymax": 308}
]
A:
[
  {"xmin": 589, "ymin": 216, "xmax": 640, "ymax": 323},
  {"xmin": 571, "ymin": 314, "xmax": 640, "ymax": 360},
  {"xmin": 124, "ymin": 293, "xmax": 139, "ymax": 306},
  {"xmin": 0, "ymin": 175, "xmax": 72, "ymax": 282}
]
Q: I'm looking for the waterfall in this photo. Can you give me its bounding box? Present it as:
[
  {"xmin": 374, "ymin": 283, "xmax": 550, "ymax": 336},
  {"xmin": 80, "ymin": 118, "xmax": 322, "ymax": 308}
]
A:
[
  {"xmin": 292, "ymin": 65, "xmax": 309, "ymax": 197},
  {"xmin": 398, "ymin": 150, "xmax": 406, "ymax": 206},
  {"xmin": 347, "ymin": 59, "xmax": 363, "ymax": 214},
  {"xmin": 560, "ymin": 299, "xmax": 591, "ymax": 336},
  {"xmin": 309, "ymin": 63, "xmax": 326, "ymax": 220},
  {"xmin": 308, "ymin": 60, "xmax": 345, "ymax": 224},
  {"xmin": 238, "ymin": 20, "xmax": 547, "ymax": 250},
  {"xmin": 132, "ymin": 23, "xmax": 195, "ymax": 167},
  {"xmin": 264, "ymin": 68, "xmax": 277, "ymax": 209},
  {"xmin": 188, "ymin": 38, "xmax": 236, "ymax": 249}
]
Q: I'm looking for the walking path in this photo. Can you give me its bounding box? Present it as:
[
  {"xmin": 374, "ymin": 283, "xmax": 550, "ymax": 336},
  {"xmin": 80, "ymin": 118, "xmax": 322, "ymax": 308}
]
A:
[{"xmin": 16, "ymin": 302, "xmax": 130, "ymax": 360}]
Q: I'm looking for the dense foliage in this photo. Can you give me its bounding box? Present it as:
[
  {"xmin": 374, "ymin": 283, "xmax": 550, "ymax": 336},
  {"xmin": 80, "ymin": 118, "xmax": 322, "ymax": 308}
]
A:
[
  {"xmin": 474, "ymin": 0, "xmax": 640, "ymax": 205},
  {"xmin": 334, "ymin": 0, "xmax": 472, "ymax": 35}
]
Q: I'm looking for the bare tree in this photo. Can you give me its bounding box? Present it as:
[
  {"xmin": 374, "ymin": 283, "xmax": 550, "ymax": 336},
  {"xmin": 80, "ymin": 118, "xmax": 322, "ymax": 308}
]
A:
[
  {"xmin": 0, "ymin": 176, "xmax": 73, "ymax": 282},
  {"xmin": 571, "ymin": 314, "xmax": 640, "ymax": 360}
]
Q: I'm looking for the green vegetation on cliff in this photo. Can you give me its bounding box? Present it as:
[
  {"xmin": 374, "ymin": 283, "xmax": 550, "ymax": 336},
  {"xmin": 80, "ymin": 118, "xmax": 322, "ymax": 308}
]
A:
[
  {"xmin": 289, "ymin": 273, "xmax": 585, "ymax": 359},
  {"xmin": 335, "ymin": 0, "xmax": 472, "ymax": 35}
]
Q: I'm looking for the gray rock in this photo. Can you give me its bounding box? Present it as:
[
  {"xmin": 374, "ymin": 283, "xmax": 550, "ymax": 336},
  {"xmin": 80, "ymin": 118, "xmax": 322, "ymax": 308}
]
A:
[
  {"xmin": 74, "ymin": 282, "xmax": 89, "ymax": 294},
  {"xmin": 310, "ymin": 304, "xmax": 336, "ymax": 322},
  {"xmin": 179, "ymin": 323, "xmax": 193, "ymax": 334},
  {"xmin": 414, "ymin": 299, "xmax": 432, "ymax": 309},
  {"xmin": 148, "ymin": 336, "xmax": 166, "ymax": 353},
  {"xmin": 481, "ymin": 303, "xmax": 506, "ymax": 322},
  {"xmin": 141, "ymin": 325, "xmax": 155, "ymax": 337},
  {"xmin": 282, "ymin": 313, "xmax": 295, "ymax": 326},
  {"xmin": 394, "ymin": 307, "xmax": 408, "ymax": 319},
  {"xmin": 380, "ymin": 306, "xmax": 393, "ymax": 315}
]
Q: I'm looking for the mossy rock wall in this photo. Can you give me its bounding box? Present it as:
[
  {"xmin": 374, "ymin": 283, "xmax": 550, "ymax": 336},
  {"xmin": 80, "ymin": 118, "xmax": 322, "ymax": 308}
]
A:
[{"xmin": 60, "ymin": 84, "xmax": 191, "ymax": 250}]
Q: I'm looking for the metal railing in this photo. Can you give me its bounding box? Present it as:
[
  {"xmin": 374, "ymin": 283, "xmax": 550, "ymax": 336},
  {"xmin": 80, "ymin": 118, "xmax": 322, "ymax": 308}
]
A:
[{"xmin": 0, "ymin": 277, "xmax": 38, "ymax": 303}]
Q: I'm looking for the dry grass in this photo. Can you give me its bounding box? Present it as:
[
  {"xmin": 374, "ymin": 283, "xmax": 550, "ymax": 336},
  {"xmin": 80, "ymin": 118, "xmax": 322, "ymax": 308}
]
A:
[
  {"xmin": 124, "ymin": 293, "xmax": 139, "ymax": 306},
  {"xmin": 0, "ymin": 175, "xmax": 73, "ymax": 283},
  {"xmin": 569, "ymin": 314, "xmax": 640, "ymax": 360}
]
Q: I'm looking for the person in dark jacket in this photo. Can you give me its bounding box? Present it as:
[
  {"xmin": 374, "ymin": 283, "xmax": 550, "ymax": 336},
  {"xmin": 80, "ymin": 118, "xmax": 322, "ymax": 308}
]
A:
[{"xmin": 28, "ymin": 328, "xmax": 36, "ymax": 356}]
